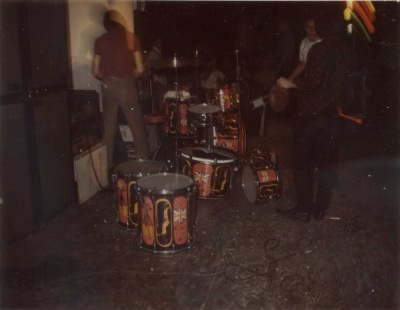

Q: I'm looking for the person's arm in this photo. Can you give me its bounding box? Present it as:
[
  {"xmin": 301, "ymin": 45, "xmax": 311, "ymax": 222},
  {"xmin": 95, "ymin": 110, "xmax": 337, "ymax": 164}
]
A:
[
  {"xmin": 92, "ymin": 54, "xmax": 104, "ymax": 81},
  {"xmin": 288, "ymin": 61, "xmax": 305, "ymax": 81},
  {"xmin": 133, "ymin": 51, "xmax": 144, "ymax": 78}
]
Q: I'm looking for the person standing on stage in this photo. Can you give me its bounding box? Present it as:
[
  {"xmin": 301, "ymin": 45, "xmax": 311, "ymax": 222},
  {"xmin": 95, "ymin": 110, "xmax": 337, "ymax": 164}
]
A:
[
  {"xmin": 287, "ymin": 18, "xmax": 322, "ymax": 81},
  {"xmin": 92, "ymin": 10, "xmax": 148, "ymax": 171},
  {"xmin": 277, "ymin": 20, "xmax": 355, "ymax": 222},
  {"xmin": 274, "ymin": 19, "xmax": 296, "ymax": 78}
]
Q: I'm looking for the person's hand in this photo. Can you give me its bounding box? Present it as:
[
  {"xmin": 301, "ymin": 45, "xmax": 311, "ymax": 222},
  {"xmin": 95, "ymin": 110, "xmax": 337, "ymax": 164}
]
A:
[{"xmin": 277, "ymin": 77, "xmax": 297, "ymax": 89}]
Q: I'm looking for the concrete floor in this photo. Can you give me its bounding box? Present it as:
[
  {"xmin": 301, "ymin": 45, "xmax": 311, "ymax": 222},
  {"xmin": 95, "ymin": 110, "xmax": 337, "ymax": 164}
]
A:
[{"xmin": 1, "ymin": 113, "xmax": 399, "ymax": 309}]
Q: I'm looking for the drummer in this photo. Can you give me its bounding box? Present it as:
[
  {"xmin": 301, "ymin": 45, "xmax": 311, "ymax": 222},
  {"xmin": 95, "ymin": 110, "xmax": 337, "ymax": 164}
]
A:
[{"xmin": 200, "ymin": 57, "xmax": 227, "ymax": 102}]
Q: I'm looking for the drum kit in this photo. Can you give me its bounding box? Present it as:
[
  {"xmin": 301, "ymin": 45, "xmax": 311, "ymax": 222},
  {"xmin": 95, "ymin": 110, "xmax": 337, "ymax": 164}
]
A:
[{"xmin": 111, "ymin": 50, "xmax": 282, "ymax": 253}]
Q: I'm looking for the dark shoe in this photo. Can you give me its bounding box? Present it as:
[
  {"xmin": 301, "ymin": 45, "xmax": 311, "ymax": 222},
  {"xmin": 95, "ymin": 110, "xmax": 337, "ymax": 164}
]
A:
[
  {"xmin": 277, "ymin": 207, "xmax": 311, "ymax": 223},
  {"xmin": 312, "ymin": 208, "xmax": 325, "ymax": 220}
]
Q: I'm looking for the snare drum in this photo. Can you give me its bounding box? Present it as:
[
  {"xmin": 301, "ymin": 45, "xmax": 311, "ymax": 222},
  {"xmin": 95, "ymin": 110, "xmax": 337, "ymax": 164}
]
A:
[
  {"xmin": 164, "ymin": 97, "xmax": 196, "ymax": 137},
  {"xmin": 113, "ymin": 160, "xmax": 168, "ymax": 231},
  {"xmin": 188, "ymin": 103, "xmax": 221, "ymax": 128},
  {"xmin": 137, "ymin": 173, "xmax": 196, "ymax": 253},
  {"xmin": 179, "ymin": 146, "xmax": 236, "ymax": 199},
  {"xmin": 242, "ymin": 161, "xmax": 282, "ymax": 204}
]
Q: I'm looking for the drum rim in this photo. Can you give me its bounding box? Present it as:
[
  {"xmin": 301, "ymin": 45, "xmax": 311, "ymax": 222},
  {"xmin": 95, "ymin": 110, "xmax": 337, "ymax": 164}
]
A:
[
  {"xmin": 242, "ymin": 164, "xmax": 258, "ymax": 203},
  {"xmin": 137, "ymin": 172, "xmax": 195, "ymax": 194},
  {"xmin": 188, "ymin": 103, "xmax": 221, "ymax": 114},
  {"xmin": 113, "ymin": 160, "xmax": 168, "ymax": 176},
  {"xmin": 180, "ymin": 146, "xmax": 236, "ymax": 163}
]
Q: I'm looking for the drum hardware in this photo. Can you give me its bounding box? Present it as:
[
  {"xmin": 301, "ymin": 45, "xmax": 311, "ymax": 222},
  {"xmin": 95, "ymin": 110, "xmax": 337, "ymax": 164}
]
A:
[
  {"xmin": 144, "ymin": 113, "xmax": 171, "ymax": 164},
  {"xmin": 137, "ymin": 173, "xmax": 197, "ymax": 253},
  {"xmin": 112, "ymin": 160, "xmax": 168, "ymax": 231}
]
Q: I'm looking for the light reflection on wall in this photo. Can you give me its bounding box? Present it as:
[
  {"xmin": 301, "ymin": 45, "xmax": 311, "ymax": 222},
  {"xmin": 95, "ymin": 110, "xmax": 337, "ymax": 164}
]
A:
[{"xmin": 68, "ymin": 0, "xmax": 134, "ymax": 111}]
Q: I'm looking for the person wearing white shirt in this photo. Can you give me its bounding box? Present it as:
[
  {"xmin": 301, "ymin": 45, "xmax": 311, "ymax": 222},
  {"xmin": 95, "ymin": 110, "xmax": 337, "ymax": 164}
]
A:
[{"xmin": 288, "ymin": 19, "xmax": 322, "ymax": 81}]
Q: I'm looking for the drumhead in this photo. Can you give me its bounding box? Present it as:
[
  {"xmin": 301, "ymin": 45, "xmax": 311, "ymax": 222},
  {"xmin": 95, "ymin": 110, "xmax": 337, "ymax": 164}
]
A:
[
  {"xmin": 114, "ymin": 160, "xmax": 168, "ymax": 177},
  {"xmin": 189, "ymin": 103, "xmax": 221, "ymax": 114},
  {"xmin": 242, "ymin": 164, "xmax": 257, "ymax": 203},
  {"xmin": 180, "ymin": 146, "xmax": 235, "ymax": 164},
  {"xmin": 137, "ymin": 173, "xmax": 194, "ymax": 193}
]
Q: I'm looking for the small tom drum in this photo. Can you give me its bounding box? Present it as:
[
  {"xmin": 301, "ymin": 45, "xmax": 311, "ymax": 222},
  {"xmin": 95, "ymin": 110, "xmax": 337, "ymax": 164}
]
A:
[
  {"xmin": 137, "ymin": 173, "xmax": 196, "ymax": 253},
  {"xmin": 179, "ymin": 146, "xmax": 236, "ymax": 199},
  {"xmin": 188, "ymin": 103, "xmax": 221, "ymax": 128},
  {"xmin": 113, "ymin": 160, "xmax": 168, "ymax": 231}
]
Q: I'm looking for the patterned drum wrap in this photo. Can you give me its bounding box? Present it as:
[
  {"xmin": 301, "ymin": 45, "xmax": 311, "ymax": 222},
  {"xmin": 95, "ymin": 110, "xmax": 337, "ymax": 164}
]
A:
[
  {"xmin": 215, "ymin": 119, "xmax": 246, "ymax": 163},
  {"xmin": 179, "ymin": 146, "xmax": 236, "ymax": 199},
  {"xmin": 113, "ymin": 160, "xmax": 168, "ymax": 231},
  {"xmin": 241, "ymin": 152, "xmax": 282, "ymax": 203},
  {"xmin": 137, "ymin": 173, "xmax": 196, "ymax": 253},
  {"xmin": 163, "ymin": 97, "xmax": 196, "ymax": 137}
]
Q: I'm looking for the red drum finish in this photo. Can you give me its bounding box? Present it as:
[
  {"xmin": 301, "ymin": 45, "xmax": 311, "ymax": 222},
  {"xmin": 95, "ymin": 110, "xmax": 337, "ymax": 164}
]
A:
[
  {"xmin": 179, "ymin": 147, "xmax": 236, "ymax": 199},
  {"xmin": 113, "ymin": 160, "xmax": 168, "ymax": 231},
  {"xmin": 163, "ymin": 97, "xmax": 196, "ymax": 137},
  {"xmin": 215, "ymin": 119, "xmax": 246, "ymax": 164},
  {"xmin": 137, "ymin": 173, "xmax": 196, "ymax": 253},
  {"xmin": 242, "ymin": 151, "xmax": 282, "ymax": 204}
]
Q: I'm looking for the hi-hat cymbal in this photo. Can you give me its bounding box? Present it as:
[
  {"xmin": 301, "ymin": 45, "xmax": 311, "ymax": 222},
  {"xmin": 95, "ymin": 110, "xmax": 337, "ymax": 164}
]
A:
[{"xmin": 149, "ymin": 57, "xmax": 203, "ymax": 69}]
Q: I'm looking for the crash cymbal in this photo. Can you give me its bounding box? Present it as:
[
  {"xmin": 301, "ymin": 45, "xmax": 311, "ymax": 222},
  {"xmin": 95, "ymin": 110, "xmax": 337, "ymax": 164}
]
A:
[{"xmin": 149, "ymin": 57, "xmax": 203, "ymax": 69}]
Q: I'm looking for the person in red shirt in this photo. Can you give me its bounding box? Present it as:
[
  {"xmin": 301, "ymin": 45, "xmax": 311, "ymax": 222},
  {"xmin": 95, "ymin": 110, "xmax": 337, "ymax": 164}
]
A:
[{"xmin": 92, "ymin": 10, "xmax": 148, "ymax": 170}]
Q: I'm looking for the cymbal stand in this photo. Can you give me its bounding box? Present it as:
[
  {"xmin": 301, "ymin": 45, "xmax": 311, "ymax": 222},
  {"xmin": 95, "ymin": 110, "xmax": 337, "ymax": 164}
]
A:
[
  {"xmin": 235, "ymin": 49, "xmax": 242, "ymax": 170},
  {"xmin": 149, "ymin": 66, "xmax": 155, "ymax": 113},
  {"xmin": 195, "ymin": 47, "xmax": 199, "ymax": 101},
  {"xmin": 173, "ymin": 53, "xmax": 180, "ymax": 172}
]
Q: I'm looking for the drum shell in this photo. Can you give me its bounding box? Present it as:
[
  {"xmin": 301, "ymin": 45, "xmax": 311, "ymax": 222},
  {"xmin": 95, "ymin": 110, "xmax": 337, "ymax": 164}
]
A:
[
  {"xmin": 163, "ymin": 97, "xmax": 196, "ymax": 137},
  {"xmin": 188, "ymin": 103, "xmax": 221, "ymax": 128},
  {"xmin": 137, "ymin": 173, "xmax": 196, "ymax": 253},
  {"xmin": 113, "ymin": 160, "xmax": 168, "ymax": 230},
  {"xmin": 242, "ymin": 163, "xmax": 282, "ymax": 204},
  {"xmin": 208, "ymin": 83, "xmax": 240, "ymax": 112},
  {"xmin": 179, "ymin": 146, "xmax": 236, "ymax": 199},
  {"xmin": 215, "ymin": 120, "xmax": 246, "ymax": 163}
]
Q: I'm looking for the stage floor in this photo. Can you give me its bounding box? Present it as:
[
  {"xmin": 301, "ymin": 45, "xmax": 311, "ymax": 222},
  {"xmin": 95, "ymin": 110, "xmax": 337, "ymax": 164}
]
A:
[{"xmin": 1, "ymin": 115, "xmax": 399, "ymax": 309}]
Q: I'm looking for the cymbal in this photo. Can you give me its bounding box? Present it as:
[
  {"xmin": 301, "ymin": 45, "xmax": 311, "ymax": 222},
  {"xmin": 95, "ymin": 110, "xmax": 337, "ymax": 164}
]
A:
[{"xmin": 149, "ymin": 57, "xmax": 203, "ymax": 69}]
